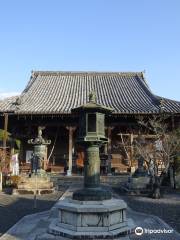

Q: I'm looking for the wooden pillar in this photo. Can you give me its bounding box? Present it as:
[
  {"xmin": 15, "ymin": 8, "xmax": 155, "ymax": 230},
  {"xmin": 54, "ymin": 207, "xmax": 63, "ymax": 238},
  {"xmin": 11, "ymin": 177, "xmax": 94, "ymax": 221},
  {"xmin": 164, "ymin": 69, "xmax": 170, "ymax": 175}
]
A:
[
  {"xmin": 3, "ymin": 113, "xmax": 8, "ymax": 172},
  {"xmin": 171, "ymin": 114, "xmax": 175, "ymax": 130},
  {"xmin": 107, "ymin": 127, "xmax": 113, "ymax": 175},
  {"xmin": 0, "ymin": 172, "xmax": 2, "ymax": 191},
  {"xmin": 130, "ymin": 133, "xmax": 134, "ymax": 169},
  {"xmin": 66, "ymin": 127, "xmax": 76, "ymax": 176},
  {"xmin": 19, "ymin": 138, "xmax": 24, "ymax": 164}
]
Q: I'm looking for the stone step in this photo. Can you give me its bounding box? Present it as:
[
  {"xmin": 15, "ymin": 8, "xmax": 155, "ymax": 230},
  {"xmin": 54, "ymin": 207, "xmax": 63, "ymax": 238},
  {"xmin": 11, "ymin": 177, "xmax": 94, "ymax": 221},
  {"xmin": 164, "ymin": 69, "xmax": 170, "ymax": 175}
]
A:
[
  {"xmin": 50, "ymin": 175, "xmax": 130, "ymax": 188},
  {"xmin": 18, "ymin": 182, "xmax": 54, "ymax": 189}
]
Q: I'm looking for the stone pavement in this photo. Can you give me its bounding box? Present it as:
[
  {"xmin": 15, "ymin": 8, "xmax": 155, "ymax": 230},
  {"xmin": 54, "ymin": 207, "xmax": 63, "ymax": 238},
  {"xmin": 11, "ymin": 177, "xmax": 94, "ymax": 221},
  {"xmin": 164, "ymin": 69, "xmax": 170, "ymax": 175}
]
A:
[
  {"xmin": 0, "ymin": 189, "xmax": 66, "ymax": 237},
  {"xmin": 113, "ymin": 187, "xmax": 180, "ymax": 233},
  {"xmin": 0, "ymin": 184, "xmax": 180, "ymax": 240}
]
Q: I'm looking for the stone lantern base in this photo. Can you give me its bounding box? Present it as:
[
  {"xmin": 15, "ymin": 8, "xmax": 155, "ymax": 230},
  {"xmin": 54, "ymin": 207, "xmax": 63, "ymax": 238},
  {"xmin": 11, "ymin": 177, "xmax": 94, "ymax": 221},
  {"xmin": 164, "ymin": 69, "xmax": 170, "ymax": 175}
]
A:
[
  {"xmin": 48, "ymin": 198, "xmax": 134, "ymax": 239},
  {"xmin": 13, "ymin": 173, "xmax": 54, "ymax": 195},
  {"xmin": 73, "ymin": 187, "xmax": 112, "ymax": 201}
]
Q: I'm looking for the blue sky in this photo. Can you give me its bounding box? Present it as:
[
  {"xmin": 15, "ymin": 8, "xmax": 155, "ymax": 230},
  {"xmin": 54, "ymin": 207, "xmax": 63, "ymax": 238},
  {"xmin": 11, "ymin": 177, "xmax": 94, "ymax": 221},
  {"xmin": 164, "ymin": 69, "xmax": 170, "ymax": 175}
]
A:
[{"xmin": 0, "ymin": 0, "xmax": 179, "ymax": 100}]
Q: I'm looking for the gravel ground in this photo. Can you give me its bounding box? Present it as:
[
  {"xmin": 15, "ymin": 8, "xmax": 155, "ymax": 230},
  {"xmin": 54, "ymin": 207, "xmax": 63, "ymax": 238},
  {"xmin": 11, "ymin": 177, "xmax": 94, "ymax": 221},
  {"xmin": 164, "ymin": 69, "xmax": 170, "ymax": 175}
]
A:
[
  {"xmin": 113, "ymin": 187, "xmax": 180, "ymax": 233},
  {"xmin": 0, "ymin": 188, "xmax": 66, "ymax": 237}
]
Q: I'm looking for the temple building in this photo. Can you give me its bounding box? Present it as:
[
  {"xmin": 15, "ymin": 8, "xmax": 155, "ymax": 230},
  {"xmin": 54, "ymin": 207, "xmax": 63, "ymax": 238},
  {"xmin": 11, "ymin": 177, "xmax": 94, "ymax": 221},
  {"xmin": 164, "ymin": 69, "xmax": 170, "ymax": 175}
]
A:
[{"xmin": 0, "ymin": 71, "xmax": 180, "ymax": 175}]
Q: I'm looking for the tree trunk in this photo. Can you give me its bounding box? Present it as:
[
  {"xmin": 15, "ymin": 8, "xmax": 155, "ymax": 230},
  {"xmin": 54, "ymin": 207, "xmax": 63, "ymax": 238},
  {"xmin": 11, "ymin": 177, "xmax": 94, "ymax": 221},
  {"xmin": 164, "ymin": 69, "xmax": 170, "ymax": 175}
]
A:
[
  {"xmin": 151, "ymin": 176, "xmax": 161, "ymax": 199},
  {"xmin": 169, "ymin": 165, "xmax": 175, "ymax": 189},
  {"xmin": 150, "ymin": 161, "xmax": 171, "ymax": 199}
]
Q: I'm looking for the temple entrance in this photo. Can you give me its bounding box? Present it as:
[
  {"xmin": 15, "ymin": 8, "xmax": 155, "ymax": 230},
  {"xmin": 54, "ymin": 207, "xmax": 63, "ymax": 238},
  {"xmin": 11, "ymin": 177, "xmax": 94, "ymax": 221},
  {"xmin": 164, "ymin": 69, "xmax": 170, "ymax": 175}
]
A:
[
  {"xmin": 18, "ymin": 125, "xmax": 134, "ymax": 175},
  {"xmin": 46, "ymin": 126, "xmax": 68, "ymax": 173}
]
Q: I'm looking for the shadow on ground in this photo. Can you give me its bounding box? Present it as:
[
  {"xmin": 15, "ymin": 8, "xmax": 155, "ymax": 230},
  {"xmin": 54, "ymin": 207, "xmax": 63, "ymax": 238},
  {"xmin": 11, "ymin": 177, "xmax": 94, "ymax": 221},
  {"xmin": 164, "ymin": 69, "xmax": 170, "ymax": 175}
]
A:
[
  {"xmin": 0, "ymin": 190, "xmax": 64, "ymax": 237},
  {"xmin": 113, "ymin": 187, "xmax": 180, "ymax": 233}
]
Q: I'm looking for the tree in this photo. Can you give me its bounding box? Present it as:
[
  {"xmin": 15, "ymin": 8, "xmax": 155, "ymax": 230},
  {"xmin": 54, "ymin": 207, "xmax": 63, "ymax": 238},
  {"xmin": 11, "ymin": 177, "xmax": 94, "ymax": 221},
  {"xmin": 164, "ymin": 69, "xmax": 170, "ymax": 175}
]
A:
[{"xmin": 134, "ymin": 115, "xmax": 180, "ymax": 198}]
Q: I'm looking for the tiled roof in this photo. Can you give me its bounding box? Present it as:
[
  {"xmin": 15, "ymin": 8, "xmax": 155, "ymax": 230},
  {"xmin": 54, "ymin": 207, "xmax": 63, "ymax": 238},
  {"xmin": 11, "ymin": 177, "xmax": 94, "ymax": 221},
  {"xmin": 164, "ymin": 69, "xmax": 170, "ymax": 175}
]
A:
[
  {"xmin": 0, "ymin": 71, "xmax": 180, "ymax": 114},
  {"xmin": 0, "ymin": 96, "xmax": 19, "ymax": 113}
]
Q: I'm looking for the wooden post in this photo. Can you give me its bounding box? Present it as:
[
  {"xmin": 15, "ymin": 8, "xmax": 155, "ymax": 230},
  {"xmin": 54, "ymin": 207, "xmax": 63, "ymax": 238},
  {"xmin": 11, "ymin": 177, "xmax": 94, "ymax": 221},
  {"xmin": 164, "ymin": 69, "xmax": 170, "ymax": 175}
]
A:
[
  {"xmin": 0, "ymin": 172, "xmax": 2, "ymax": 191},
  {"xmin": 130, "ymin": 133, "xmax": 134, "ymax": 172},
  {"xmin": 107, "ymin": 127, "xmax": 113, "ymax": 175},
  {"xmin": 171, "ymin": 114, "xmax": 175, "ymax": 130},
  {"xmin": 66, "ymin": 127, "xmax": 76, "ymax": 176},
  {"xmin": 3, "ymin": 113, "xmax": 8, "ymax": 172}
]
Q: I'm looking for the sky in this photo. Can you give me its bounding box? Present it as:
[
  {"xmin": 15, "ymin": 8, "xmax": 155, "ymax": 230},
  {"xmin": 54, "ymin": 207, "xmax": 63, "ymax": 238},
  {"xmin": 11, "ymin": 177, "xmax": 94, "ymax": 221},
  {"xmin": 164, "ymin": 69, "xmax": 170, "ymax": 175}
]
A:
[{"xmin": 0, "ymin": 0, "xmax": 179, "ymax": 100}]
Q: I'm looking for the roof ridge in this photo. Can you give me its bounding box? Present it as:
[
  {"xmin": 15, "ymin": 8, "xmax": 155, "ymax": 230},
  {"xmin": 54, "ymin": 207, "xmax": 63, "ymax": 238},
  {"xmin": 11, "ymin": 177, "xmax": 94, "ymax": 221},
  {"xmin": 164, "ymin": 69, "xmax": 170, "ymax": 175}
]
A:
[
  {"xmin": 22, "ymin": 71, "xmax": 38, "ymax": 94},
  {"xmin": 31, "ymin": 70, "xmax": 143, "ymax": 76},
  {"xmin": 155, "ymin": 95, "xmax": 180, "ymax": 104},
  {"xmin": 0, "ymin": 95, "xmax": 19, "ymax": 102},
  {"xmin": 135, "ymin": 73, "xmax": 160, "ymax": 107}
]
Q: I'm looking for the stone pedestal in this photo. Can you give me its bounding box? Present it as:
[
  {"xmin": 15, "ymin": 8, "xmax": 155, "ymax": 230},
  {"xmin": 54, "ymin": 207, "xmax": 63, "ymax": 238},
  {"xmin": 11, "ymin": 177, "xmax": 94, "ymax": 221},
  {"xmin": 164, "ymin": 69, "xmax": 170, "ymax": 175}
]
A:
[
  {"xmin": 127, "ymin": 176, "xmax": 150, "ymax": 190},
  {"xmin": 48, "ymin": 198, "xmax": 133, "ymax": 239},
  {"xmin": 13, "ymin": 174, "xmax": 54, "ymax": 195}
]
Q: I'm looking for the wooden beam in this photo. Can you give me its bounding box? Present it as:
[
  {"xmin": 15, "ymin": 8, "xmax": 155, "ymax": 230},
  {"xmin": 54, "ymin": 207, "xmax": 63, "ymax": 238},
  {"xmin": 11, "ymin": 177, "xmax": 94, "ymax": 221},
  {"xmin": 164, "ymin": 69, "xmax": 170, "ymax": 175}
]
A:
[{"xmin": 117, "ymin": 133, "xmax": 158, "ymax": 139}]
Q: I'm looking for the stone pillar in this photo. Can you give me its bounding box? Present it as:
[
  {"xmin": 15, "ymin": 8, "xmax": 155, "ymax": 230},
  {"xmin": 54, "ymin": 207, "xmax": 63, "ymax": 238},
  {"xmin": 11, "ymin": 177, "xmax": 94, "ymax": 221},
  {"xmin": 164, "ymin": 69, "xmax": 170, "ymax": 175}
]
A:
[
  {"xmin": 73, "ymin": 141, "xmax": 111, "ymax": 201},
  {"xmin": 84, "ymin": 144, "xmax": 100, "ymax": 188},
  {"xmin": 66, "ymin": 127, "xmax": 75, "ymax": 176}
]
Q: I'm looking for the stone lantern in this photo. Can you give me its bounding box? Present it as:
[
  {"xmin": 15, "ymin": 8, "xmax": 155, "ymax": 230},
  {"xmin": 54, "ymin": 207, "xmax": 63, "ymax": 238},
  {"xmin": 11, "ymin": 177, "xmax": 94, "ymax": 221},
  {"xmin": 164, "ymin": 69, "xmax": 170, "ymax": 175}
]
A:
[
  {"xmin": 48, "ymin": 93, "xmax": 133, "ymax": 239},
  {"xmin": 72, "ymin": 92, "xmax": 113, "ymax": 200},
  {"xmin": 15, "ymin": 127, "xmax": 53, "ymax": 195},
  {"xmin": 28, "ymin": 126, "xmax": 51, "ymax": 173}
]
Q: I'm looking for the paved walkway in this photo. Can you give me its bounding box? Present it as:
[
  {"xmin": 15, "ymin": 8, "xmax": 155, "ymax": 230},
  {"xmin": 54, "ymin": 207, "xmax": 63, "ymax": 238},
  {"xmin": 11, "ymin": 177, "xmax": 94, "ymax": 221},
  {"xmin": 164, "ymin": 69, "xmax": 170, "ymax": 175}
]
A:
[
  {"xmin": 113, "ymin": 187, "xmax": 180, "ymax": 233},
  {"xmin": 0, "ymin": 184, "xmax": 180, "ymax": 240},
  {"xmin": 111, "ymin": 188, "xmax": 180, "ymax": 240},
  {"xmin": 0, "ymin": 189, "xmax": 66, "ymax": 237}
]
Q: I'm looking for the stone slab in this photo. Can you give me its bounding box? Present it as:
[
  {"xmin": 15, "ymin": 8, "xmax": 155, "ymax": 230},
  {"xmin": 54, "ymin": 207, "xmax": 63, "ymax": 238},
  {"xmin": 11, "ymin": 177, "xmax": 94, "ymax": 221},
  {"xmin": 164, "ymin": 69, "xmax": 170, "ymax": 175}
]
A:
[
  {"xmin": 57, "ymin": 198, "xmax": 127, "ymax": 212},
  {"xmin": 56, "ymin": 221, "xmax": 128, "ymax": 232},
  {"xmin": 1, "ymin": 184, "xmax": 180, "ymax": 240},
  {"xmin": 48, "ymin": 195, "xmax": 132, "ymax": 239},
  {"xmin": 48, "ymin": 224, "xmax": 131, "ymax": 238},
  {"xmin": 36, "ymin": 232, "xmax": 130, "ymax": 240}
]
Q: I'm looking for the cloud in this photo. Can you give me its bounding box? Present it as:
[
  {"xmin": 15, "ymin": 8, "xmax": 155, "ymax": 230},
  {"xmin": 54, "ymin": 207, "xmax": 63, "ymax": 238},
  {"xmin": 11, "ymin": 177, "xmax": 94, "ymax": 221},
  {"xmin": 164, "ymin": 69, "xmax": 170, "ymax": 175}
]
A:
[{"xmin": 0, "ymin": 92, "xmax": 20, "ymax": 100}]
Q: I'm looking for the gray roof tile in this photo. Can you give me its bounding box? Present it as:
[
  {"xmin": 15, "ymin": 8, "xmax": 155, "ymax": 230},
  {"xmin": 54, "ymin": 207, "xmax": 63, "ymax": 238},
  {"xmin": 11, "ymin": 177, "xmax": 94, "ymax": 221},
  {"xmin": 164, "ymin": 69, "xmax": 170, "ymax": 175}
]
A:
[{"xmin": 0, "ymin": 71, "xmax": 180, "ymax": 114}]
